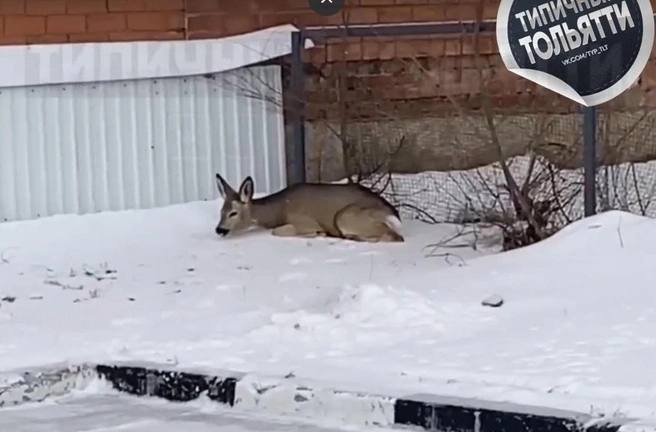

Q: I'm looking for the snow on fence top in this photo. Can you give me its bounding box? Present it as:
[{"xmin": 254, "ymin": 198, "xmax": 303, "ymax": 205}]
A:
[{"xmin": 0, "ymin": 24, "xmax": 314, "ymax": 89}]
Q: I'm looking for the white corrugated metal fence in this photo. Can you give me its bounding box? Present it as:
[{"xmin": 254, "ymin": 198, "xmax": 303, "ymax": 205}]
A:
[{"xmin": 0, "ymin": 65, "xmax": 286, "ymax": 222}]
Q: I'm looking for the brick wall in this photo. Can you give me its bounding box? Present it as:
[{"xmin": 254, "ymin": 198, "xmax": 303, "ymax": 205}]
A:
[
  {"xmin": 184, "ymin": 0, "xmax": 499, "ymax": 40},
  {"xmin": 0, "ymin": 0, "xmax": 500, "ymax": 45},
  {"xmin": 0, "ymin": 0, "xmax": 185, "ymax": 44},
  {"xmin": 0, "ymin": 0, "xmax": 533, "ymax": 111},
  {"xmin": 2, "ymin": 1, "xmax": 651, "ymax": 109}
]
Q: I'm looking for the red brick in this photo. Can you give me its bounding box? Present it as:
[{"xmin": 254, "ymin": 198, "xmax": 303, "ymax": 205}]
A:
[
  {"xmin": 483, "ymin": 2, "xmax": 500, "ymax": 20},
  {"xmin": 307, "ymin": 46, "xmax": 326, "ymax": 65},
  {"xmin": 396, "ymin": 39, "xmax": 435, "ymax": 59},
  {"xmin": 359, "ymin": 0, "xmax": 394, "ymax": 4},
  {"xmin": 188, "ymin": 30, "xmax": 226, "ymax": 39},
  {"xmin": 478, "ymin": 36, "xmax": 498, "ymax": 55},
  {"xmin": 26, "ymin": 0, "xmax": 65, "ymax": 14},
  {"xmin": 66, "ymin": 0, "xmax": 106, "ymax": 13},
  {"xmin": 324, "ymin": 40, "xmax": 364, "ymax": 62},
  {"xmin": 445, "ymin": 4, "xmax": 477, "ymax": 20},
  {"xmin": 109, "ymin": 30, "xmax": 183, "ymax": 41},
  {"xmin": 461, "ymin": 37, "xmax": 476, "ymax": 55},
  {"xmin": 394, "ymin": 40, "xmax": 410, "ymax": 58},
  {"xmin": 412, "ymin": 5, "xmax": 445, "ymax": 21},
  {"xmin": 5, "ymin": 15, "xmax": 45, "ymax": 36},
  {"xmin": 361, "ymin": 40, "xmax": 377, "ymax": 60},
  {"xmin": 0, "ymin": 0, "xmax": 25, "ymax": 14},
  {"xmin": 344, "ymin": 40, "xmax": 363, "ymax": 61},
  {"xmin": 108, "ymin": 0, "xmax": 183, "ymax": 11},
  {"xmin": 144, "ymin": 0, "xmax": 183, "ymax": 10},
  {"xmin": 461, "ymin": 67, "xmax": 480, "ymax": 88},
  {"xmin": 188, "ymin": 0, "xmax": 255, "ymax": 13},
  {"xmin": 395, "ymin": 0, "xmax": 428, "ymax": 3},
  {"xmin": 412, "ymin": 39, "xmax": 433, "ymax": 57},
  {"xmin": 444, "ymin": 38, "xmax": 461, "ymax": 55},
  {"xmin": 278, "ymin": 0, "xmax": 309, "ymax": 10},
  {"xmin": 69, "ymin": 32, "xmax": 109, "ymax": 42},
  {"xmin": 327, "ymin": 43, "xmax": 345, "ymax": 62},
  {"xmin": 440, "ymin": 56, "xmax": 458, "ymax": 69},
  {"xmin": 47, "ymin": 14, "xmax": 85, "ymax": 33},
  {"xmin": 297, "ymin": 12, "xmax": 343, "ymax": 26},
  {"xmin": 225, "ymin": 0, "xmax": 259, "ymax": 13},
  {"xmin": 457, "ymin": 36, "xmax": 496, "ymax": 56},
  {"xmin": 379, "ymin": 41, "xmax": 396, "ymax": 59},
  {"xmin": 260, "ymin": 12, "xmax": 300, "ymax": 28},
  {"xmin": 108, "ymin": 0, "xmax": 144, "ymax": 11},
  {"xmin": 488, "ymin": 55, "xmax": 504, "ymax": 67},
  {"xmin": 88, "ymin": 13, "xmax": 126, "ymax": 32},
  {"xmin": 641, "ymin": 63, "xmax": 656, "ymax": 89},
  {"xmin": 186, "ymin": 0, "xmax": 219, "ymax": 12},
  {"xmin": 0, "ymin": 17, "xmax": 3, "ymax": 34},
  {"xmin": 345, "ymin": 7, "xmax": 377, "ymax": 23},
  {"xmin": 27, "ymin": 33, "xmax": 68, "ymax": 44},
  {"xmin": 0, "ymin": 35, "xmax": 27, "ymax": 45},
  {"xmin": 377, "ymin": 6, "xmax": 412, "ymax": 23},
  {"xmin": 643, "ymin": 88, "xmax": 656, "ymax": 107},
  {"xmin": 187, "ymin": 14, "xmax": 224, "ymax": 34},
  {"xmin": 431, "ymin": 39, "xmax": 445, "ymax": 57},
  {"xmin": 224, "ymin": 15, "xmax": 260, "ymax": 35},
  {"xmin": 127, "ymin": 11, "xmax": 184, "ymax": 31}
]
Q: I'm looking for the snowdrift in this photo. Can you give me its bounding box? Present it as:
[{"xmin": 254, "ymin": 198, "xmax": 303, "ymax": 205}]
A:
[{"xmin": 0, "ymin": 200, "xmax": 655, "ymax": 419}]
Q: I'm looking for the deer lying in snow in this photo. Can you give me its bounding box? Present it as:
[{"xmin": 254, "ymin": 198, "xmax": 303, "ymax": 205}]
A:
[{"xmin": 214, "ymin": 173, "xmax": 404, "ymax": 243}]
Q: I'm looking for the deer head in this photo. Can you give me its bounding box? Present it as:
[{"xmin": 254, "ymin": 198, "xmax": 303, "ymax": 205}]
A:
[{"xmin": 214, "ymin": 173, "xmax": 254, "ymax": 237}]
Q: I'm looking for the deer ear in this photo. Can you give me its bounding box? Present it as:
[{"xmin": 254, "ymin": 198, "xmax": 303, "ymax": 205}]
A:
[
  {"xmin": 239, "ymin": 176, "xmax": 254, "ymax": 202},
  {"xmin": 215, "ymin": 173, "xmax": 234, "ymax": 199}
]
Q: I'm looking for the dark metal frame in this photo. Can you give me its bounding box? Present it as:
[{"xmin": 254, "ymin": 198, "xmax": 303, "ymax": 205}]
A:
[
  {"xmin": 583, "ymin": 106, "xmax": 597, "ymax": 216},
  {"xmin": 290, "ymin": 31, "xmax": 306, "ymax": 184},
  {"xmin": 288, "ymin": 20, "xmax": 599, "ymax": 216}
]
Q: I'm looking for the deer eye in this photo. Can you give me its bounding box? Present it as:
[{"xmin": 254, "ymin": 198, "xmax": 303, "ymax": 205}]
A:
[{"xmin": 228, "ymin": 211, "xmax": 238, "ymax": 218}]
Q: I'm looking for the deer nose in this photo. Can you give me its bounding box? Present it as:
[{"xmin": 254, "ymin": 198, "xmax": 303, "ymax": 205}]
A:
[{"xmin": 215, "ymin": 227, "xmax": 229, "ymax": 237}]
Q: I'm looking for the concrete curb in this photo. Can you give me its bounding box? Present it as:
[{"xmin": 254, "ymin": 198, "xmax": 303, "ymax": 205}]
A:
[
  {"xmin": 93, "ymin": 364, "xmax": 645, "ymax": 432},
  {"xmin": 0, "ymin": 363, "xmax": 649, "ymax": 432}
]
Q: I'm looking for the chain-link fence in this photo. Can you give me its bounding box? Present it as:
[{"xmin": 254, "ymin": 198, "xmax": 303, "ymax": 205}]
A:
[
  {"xmin": 364, "ymin": 110, "xmax": 656, "ymax": 224},
  {"xmin": 373, "ymin": 155, "xmax": 656, "ymax": 223}
]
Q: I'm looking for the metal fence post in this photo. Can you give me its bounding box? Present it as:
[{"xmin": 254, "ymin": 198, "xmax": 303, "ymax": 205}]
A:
[
  {"xmin": 289, "ymin": 31, "xmax": 306, "ymax": 185},
  {"xmin": 583, "ymin": 105, "xmax": 597, "ymax": 217}
]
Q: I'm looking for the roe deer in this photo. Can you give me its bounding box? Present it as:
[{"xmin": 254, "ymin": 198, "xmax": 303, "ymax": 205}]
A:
[{"xmin": 214, "ymin": 173, "xmax": 404, "ymax": 243}]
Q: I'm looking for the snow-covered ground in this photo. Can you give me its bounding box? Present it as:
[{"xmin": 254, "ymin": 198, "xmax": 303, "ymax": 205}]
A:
[{"xmin": 1, "ymin": 199, "xmax": 656, "ymax": 421}]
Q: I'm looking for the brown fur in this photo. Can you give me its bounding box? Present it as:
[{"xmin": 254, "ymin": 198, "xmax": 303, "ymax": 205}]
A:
[{"xmin": 214, "ymin": 174, "xmax": 404, "ymax": 243}]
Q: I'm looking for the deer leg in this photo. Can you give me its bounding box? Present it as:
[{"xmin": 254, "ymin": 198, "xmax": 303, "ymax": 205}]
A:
[
  {"xmin": 272, "ymin": 217, "xmax": 326, "ymax": 239},
  {"xmin": 335, "ymin": 205, "xmax": 404, "ymax": 243},
  {"xmin": 272, "ymin": 224, "xmax": 299, "ymax": 237}
]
